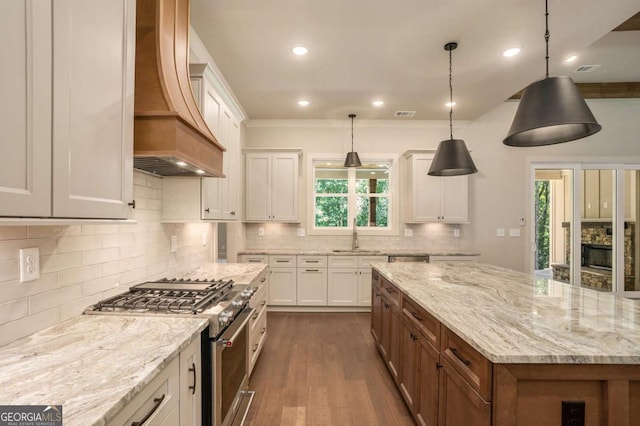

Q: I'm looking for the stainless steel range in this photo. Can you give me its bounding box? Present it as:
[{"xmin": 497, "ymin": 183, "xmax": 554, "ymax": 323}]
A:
[{"xmin": 89, "ymin": 277, "xmax": 256, "ymax": 426}]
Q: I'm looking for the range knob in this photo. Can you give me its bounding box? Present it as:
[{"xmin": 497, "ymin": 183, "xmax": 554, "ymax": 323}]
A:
[
  {"xmin": 241, "ymin": 289, "xmax": 255, "ymax": 299},
  {"xmin": 231, "ymin": 300, "xmax": 244, "ymax": 308}
]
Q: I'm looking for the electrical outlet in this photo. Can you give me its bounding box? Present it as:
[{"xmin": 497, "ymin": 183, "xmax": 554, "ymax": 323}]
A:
[
  {"xmin": 509, "ymin": 228, "xmax": 521, "ymax": 237},
  {"xmin": 170, "ymin": 235, "xmax": 177, "ymax": 253},
  {"xmin": 496, "ymin": 228, "xmax": 505, "ymax": 237},
  {"xmin": 20, "ymin": 247, "xmax": 40, "ymax": 283},
  {"xmin": 404, "ymin": 227, "xmax": 413, "ymax": 237},
  {"xmin": 258, "ymin": 227, "xmax": 265, "ymax": 237},
  {"xmin": 296, "ymin": 227, "xmax": 305, "ymax": 237}
]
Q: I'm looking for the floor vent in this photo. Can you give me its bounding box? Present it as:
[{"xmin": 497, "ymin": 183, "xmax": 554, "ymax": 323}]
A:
[
  {"xmin": 394, "ymin": 111, "xmax": 416, "ymax": 117},
  {"xmin": 574, "ymin": 64, "xmax": 601, "ymax": 73}
]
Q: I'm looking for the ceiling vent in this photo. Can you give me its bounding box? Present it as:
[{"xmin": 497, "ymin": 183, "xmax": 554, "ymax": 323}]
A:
[
  {"xmin": 395, "ymin": 111, "xmax": 416, "ymax": 117},
  {"xmin": 574, "ymin": 64, "xmax": 601, "ymax": 73}
]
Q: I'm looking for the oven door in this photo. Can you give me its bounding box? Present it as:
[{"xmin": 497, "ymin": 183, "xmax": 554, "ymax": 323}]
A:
[{"xmin": 212, "ymin": 306, "xmax": 254, "ymax": 426}]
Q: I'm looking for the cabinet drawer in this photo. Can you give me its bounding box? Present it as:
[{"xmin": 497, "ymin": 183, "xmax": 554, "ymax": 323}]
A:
[
  {"xmin": 240, "ymin": 254, "xmax": 268, "ymax": 264},
  {"xmin": 249, "ymin": 280, "xmax": 268, "ymax": 310},
  {"xmin": 107, "ymin": 356, "xmax": 179, "ymax": 426},
  {"xmin": 249, "ymin": 304, "xmax": 268, "ymax": 341},
  {"xmin": 358, "ymin": 255, "xmax": 388, "ymax": 268},
  {"xmin": 269, "ymin": 255, "xmax": 296, "ymax": 267},
  {"xmin": 440, "ymin": 326, "xmax": 493, "ymax": 401},
  {"xmin": 402, "ymin": 296, "xmax": 440, "ymax": 350},
  {"xmin": 297, "ymin": 255, "xmax": 328, "ymax": 267},
  {"xmin": 380, "ymin": 277, "xmax": 401, "ymax": 307},
  {"xmin": 328, "ymin": 255, "xmax": 358, "ymax": 268}
]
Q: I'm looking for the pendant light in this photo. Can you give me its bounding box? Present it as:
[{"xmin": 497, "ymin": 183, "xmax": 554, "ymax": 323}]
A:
[
  {"xmin": 428, "ymin": 42, "xmax": 478, "ymax": 177},
  {"xmin": 344, "ymin": 113, "xmax": 362, "ymax": 167},
  {"xmin": 503, "ymin": 0, "xmax": 601, "ymax": 147}
]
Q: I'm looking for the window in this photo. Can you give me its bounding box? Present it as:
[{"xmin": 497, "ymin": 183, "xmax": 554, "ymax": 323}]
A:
[{"xmin": 310, "ymin": 157, "xmax": 395, "ymax": 234}]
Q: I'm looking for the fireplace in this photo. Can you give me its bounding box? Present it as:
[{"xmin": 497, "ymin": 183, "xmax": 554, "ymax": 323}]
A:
[{"xmin": 581, "ymin": 244, "xmax": 612, "ymax": 270}]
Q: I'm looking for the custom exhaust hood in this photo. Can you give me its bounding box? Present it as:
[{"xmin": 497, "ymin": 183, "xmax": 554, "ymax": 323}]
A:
[{"xmin": 133, "ymin": 0, "xmax": 224, "ymax": 177}]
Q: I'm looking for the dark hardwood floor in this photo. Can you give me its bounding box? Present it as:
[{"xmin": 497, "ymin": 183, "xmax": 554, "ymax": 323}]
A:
[{"xmin": 244, "ymin": 312, "xmax": 414, "ymax": 426}]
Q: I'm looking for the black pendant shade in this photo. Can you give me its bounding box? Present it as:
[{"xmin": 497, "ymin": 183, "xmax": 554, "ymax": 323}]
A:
[
  {"xmin": 503, "ymin": 0, "xmax": 601, "ymax": 147},
  {"xmin": 428, "ymin": 139, "xmax": 478, "ymax": 176},
  {"xmin": 344, "ymin": 113, "xmax": 362, "ymax": 167},
  {"xmin": 503, "ymin": 76, "xmax": 602, "ymax": 146},
  {"xmin": 427, "ymin": 42, "xmax": 478, "ymax": 177}
]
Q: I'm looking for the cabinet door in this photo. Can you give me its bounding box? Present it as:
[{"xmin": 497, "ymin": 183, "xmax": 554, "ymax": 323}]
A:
[
  {"xmin": 400, "ymin": 320, "xmax": 419, "ymax": 411},
  {"xmin": 438, "ymin": 358, "xmax": 491, "ymax": 426},
  {"xmin": 412, "ymin": 156, "xmax": 442, "ymax": 222},
  {"xmin": 52, "ymin": 0, "xmax": 134, "ymax": 219},
  {"xmin": 358, "ymin": 268, "xmax": 372, "ymax": 306},
  {"xmin": 268, "ymin": 267, "xmax": 296, "ymax": 305},
  {"xmin": 371, "ymin": 286, "xmax": 383, "ymax": 344},
  {"xmin": 245, "ymin": 153, "xmax": 271, "ymax": 221},
  {"xmin": 0, "ymin": 0, "xmax": 52, "ymax": 217},
  {"xmin": 271, "ymin": 153, "xmax": 299, "ymax": 221},
  {"xmin": 179, "ymin": 334, "xmax": 202, "ymax": 426},
  {"xmin": 416, "ymin": 338, "xmax": 439, "ymax": 426},
  {"xmin": 327, "ymin": 268, "xmax": 359, "ymax": 306},
  {"xmin": 296, "ymin": 268, "xmax": 327, "ymax": 305},
  {"xmin": 441, "ymin": 175, "xmax": 468, "ymax": 222},
  {"xmin": 202, "ymin": 177, "xmax": 223, "ymax": 219},
  {"xmin": 224, "ymin": 115, "xmax": 240, "ymax": 219}
]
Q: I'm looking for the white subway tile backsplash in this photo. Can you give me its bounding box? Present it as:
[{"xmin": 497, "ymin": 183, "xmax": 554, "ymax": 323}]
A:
[
  {"xmin": 0, "ymin": 171, "xmax": 214, "ymax": 347},
  {"xmin": 0, "ymin": 299, "xmax": 29, "ymax": 325},
  {"xmin": 82, "ymin": 247, "xmax": 120, "ymax": 266}
]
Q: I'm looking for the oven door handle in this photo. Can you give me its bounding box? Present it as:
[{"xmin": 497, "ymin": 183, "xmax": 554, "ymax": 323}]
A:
[{"xmin": 217, "ymin": 307, "xmax": 254, "ymax": 349}]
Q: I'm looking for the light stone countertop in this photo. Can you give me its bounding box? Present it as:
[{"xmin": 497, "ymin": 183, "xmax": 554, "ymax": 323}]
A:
[
  {"xmin": 373, "ymin": 261, "xmax": 640, "ymax": 364},
  {"xmin": 238, "ymin": 249, "xmax": 479, "ymax": 257},
  {"xmin": 183, "ymin": 262, "xmax": 267, "ymax": 285},
  {"xmin": 0, "ymin": 315, "xmax": 208, "ymax": 426}
]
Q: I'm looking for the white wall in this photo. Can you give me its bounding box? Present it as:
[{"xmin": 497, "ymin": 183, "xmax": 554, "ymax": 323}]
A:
[
  {"xmin": 0, "ymin": 172, "xmax": 214, "ymax": 347},
  {"xmin": 243, "ymin": 99, "xmax": 640, "ymax": 271}
]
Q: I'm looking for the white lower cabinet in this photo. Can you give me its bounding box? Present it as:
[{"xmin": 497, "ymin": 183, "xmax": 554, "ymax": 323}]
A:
[
  {"xmin": 108, "ymin": 333, "xmax": 202, "ymax": 426},
  {"xmin": 328, "ymin": 268, "xmax": 359, "ymax": 306},
  {"xmin": 297, "ymin": 268, "xmax": 328, "ymax": 306},
  {"xmin": 357, "ymin": 256, "xmax": 388, "ymax": 307},
  {"xmin": 107, "ymin": 356, "xmax": 180, "ymax": 426},
  {"xmin": 268, "ymin": 255, "xmax": 297, "ymax": 306},
  {"xmin": 328, "ymin": 255, "xmax": 387, "ymax": 306}
]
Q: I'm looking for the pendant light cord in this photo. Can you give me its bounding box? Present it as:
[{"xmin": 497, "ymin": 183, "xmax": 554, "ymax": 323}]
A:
[
  {"xmin": 544, "ymin": 0, "xmax": 550, "ymax": 78},
  {"xmin": 351, "ymin": 115, "xmax": 355, "ymax": 150},
  {"xmin": 449, "ymin": 46, "xmax": 454, "ymax": 140}
]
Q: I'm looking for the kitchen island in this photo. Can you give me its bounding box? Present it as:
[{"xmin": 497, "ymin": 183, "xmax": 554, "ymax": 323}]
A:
[{"xmin": 371, "ymin": 261, "xmax": 640, "ymax": 425}]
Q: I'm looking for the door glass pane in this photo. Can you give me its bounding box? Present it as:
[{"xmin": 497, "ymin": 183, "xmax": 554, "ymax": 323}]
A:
[
  {"xmin": 536, "ymin": 169, "xmax": 572, "ymax": 283},
  {"xmin": 580, "ymin": 169, "xmax": 615, "ymax": 292},
  {"xmin": 624, "ymin": 170, "xmax": 639, "ymax": 291}
]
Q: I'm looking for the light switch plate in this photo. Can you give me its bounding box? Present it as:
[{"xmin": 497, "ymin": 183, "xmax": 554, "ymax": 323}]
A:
[
  {"xmin": 258, "ymin": 227, "xmax": 265, "ymax": 237},
  {"xmin": 20, "ymin": 247, "xmax": 40, "ymax": 283},
  {"xmin": 404, "ymin": 227, "xmax": 413, "ymax": 237}
]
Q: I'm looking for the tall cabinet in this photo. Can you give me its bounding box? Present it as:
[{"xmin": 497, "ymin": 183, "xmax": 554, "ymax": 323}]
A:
[{"xmin": 1, "ymin": 0, "xmax": 134, "ymax": 219}]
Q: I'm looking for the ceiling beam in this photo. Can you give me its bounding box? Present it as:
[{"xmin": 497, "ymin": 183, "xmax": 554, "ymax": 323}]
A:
[
  {"xmin": 613, "ymin": 12, "xmax": 640, "ymax": 31},
  {"xmin": 509, "ymin": 82, "xmax": 640, "ymax": 100}
]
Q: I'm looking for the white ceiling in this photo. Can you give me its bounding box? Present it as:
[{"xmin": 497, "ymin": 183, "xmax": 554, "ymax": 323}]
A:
[{"xmin": 190, "ymin": 0, "xmax": 640, "ymax": 121}]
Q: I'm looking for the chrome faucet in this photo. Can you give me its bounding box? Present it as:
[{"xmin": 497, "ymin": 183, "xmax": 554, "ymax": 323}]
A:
[{"xmin": 352, "ymin": 218, "xmax": 359, "ymax": 251}]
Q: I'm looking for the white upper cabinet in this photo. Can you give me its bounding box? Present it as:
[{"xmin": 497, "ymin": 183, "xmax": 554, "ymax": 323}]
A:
[
  {"xmin": 0, "ymin": 1, "xmax": 52, "ymax": 217},
  {"xmin": 245, "ymin": 151, "xmax": 300, "ymax": 222},
  {"xmin": 0, "ymin": 0, "xmax": 134, "ymax": 219},
  {"xmin": 403, "ymin": 151, "xmax": 468, "ymax": 223},
  {"xmin": 190, "ymin": 64, "xmax": 240, "ymax": 221}
]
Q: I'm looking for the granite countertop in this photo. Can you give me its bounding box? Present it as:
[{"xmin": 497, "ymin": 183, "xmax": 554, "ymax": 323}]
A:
[
  {"xmin": 238, "ymin": 249, "xmax": 479, "ymax": 257},
  {"xmin": 183, "ymin": 262, "xmax": 267, "ymax": 285},
  {"xmin": 0, "ymin": 315, "xmax": 208, "ymax": 426},
  {"xmin": 372, "ymin": 261, "xmax": 640, "ymax": 364}
]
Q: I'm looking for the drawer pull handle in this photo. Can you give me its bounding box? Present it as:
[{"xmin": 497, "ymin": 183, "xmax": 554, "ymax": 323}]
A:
[
  {"xmin": 260, "ymin": 277, "xmax": 266, "ymax": 282},
  {"xmin": 306, "ymin": 260, "xmax": 320, "ymax": 263},
  {"xmin": 261, "ymin": 301, "xmax": 266, "ymax": 306},
  {"xmin": 450, "ymin": 347, "xmax": 471, "ymax": 366},
  {"xmin": 306, "ymin": 269, "xmax": 319, "ymax": 272},
  {"xmin": 410, "ymin": 333, "xmax": 418, "ymax": 341},
  {"xmin": 188, "ymin": 363, "xmax": 197, "ymax": 395},
  {"xmin": 252, "ymin": 312, "xmax": 259, "ymax": 320},
  {"xmin": 410, "ymin": 311, "xmax": 423, "ymax": 321},
  {"xmin": 385, "ymin": 287, "xmax": 397, "ymax": 294},
  {"xmin": 248, "ymin": 260, "xmax": 262, "ymax": 263},
  {"xmin": 276, "ymin": 260, "xmax": 289, "ymax": 263},
  {"xmin": 131, "ymin": 393, "xmax": 165, "ymax": 426},
  {"xmin": 253, "ymin": 343, "xmax": 259, "ymax": 353},
  {"xmin": 383, "ymin": 302, "xmax": 390, "ymax": 309},
  {"xmin": 261, "ymin": 327, "xmax": 266, "ymax": 334}
]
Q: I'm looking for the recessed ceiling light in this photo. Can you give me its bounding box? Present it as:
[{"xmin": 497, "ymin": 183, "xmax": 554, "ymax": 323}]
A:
[
  {"xmin": 503, "ymin": 47, "xmax": 521, "ymax": 57},
  {"xmin": 292, "ymin": 46, "xmax": 308, "ymax": 56},
  {"xmin": 565, "ymin": 55, "xmax": 578, "ymax": 63},
  {"xmin": 298, "ymin": 100, "xmax": 309, "ymax": 106},
  {"xmin": 445, "ymin": 101, "xmax": 456, "ymax": 108},
  {"xmin": 370, "ymin": 172, "xmax": 376, "ymax": 175},
  {"xmin": 372, "ymin": 100, "xmax": 384, "ymax": 107},
  {"xmin": 176, "ymin": 161, "xmax": 187, "ymax": 166}
]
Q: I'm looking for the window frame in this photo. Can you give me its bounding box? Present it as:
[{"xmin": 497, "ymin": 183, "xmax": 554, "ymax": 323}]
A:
[{"xmin": 307, "ymin": 153, "xmax": 399, "ymax": 236}]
